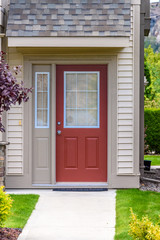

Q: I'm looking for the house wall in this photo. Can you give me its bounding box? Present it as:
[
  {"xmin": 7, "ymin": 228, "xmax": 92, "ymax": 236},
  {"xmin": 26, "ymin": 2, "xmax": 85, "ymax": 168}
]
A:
[
  {"xmin": 6, "ymin": 48, "xmax": 24, "ymax": 175},
  {"xmin": 5, "ymin": 0, "xmax": 140, "ymax": 188},
  {"xmin": 108, "ymin": 2, "xmax": 140, "ymax": 188}
]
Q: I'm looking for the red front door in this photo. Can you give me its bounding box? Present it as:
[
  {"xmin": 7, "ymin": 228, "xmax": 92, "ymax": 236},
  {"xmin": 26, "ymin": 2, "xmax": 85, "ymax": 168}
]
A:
[{"xmin": 56, "ymin": 65, "xmax": 107, "ymax": 182}]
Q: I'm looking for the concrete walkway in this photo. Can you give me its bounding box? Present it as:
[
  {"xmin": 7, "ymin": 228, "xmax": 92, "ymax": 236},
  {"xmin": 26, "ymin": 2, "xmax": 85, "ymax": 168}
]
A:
[{"xmin": 7, "ymin": 189, "xmax": 116, "ymax": 240}]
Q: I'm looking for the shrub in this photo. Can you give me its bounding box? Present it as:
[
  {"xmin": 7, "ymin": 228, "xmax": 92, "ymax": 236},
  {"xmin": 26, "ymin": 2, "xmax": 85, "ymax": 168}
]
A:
[
  {"xmin": 144, "ymin": 108, "xmax": 160, "ymax": 153},
  {"xmin": 0, "ymin": 186, "xmax": 13, "ymax": 227},
  {"xmin": 129, "ymin": 209, "xmax": 160, "ymax": 240}
]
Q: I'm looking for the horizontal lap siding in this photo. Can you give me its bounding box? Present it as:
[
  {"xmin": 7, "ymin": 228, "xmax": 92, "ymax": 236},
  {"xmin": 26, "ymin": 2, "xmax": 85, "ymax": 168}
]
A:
[
  {"xmin": 117, "ymin": 6, "xmax": 134, "ymax": 174},
  {"xmin": 6, "ymin": 49, "xmax": 23, "ymax": 175}
]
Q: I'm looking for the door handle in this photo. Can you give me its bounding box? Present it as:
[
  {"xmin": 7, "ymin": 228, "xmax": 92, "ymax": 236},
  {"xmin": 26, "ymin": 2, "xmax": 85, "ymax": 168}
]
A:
[{"xmin": 57, "ymin": 130, "xmax": 61, "ymax": 135}]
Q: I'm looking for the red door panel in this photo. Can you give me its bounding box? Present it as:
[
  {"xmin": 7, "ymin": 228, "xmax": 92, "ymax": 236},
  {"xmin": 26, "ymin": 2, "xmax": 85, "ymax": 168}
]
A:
[{"xmin": 56, "ymin": 65, "xmax": 107, "ymax": 182}]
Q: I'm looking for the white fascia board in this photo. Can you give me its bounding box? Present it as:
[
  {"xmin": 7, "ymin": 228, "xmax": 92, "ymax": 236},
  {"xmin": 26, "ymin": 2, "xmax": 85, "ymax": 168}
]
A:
[{"xmin": 8, "ymin": 37, "xmax": 130, "ymax": 48}]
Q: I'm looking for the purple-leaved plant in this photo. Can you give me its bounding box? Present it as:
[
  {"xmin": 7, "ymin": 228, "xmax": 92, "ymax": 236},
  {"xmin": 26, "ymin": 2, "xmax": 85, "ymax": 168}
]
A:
[{"xmin": 0, "ymin": 51, "xmax": 32, "ymax": 132}]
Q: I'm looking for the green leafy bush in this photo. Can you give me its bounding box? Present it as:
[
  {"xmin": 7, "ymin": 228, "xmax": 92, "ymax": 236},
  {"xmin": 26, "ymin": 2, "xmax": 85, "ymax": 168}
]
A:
[
  {"xmin": 129, "ymin": 209, "xmax": 160, "ymax": 240},
  {"xmin": 0, "ymin": 186, "xmax": 13, "ymax": 227},
  {"xmin": 144, "ymin": 108, "xmax": 160, "ymax": 153}
]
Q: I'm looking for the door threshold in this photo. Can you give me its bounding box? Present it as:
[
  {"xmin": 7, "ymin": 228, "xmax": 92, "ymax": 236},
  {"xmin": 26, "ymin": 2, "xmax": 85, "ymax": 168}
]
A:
[{"xmin": 32, "ymin": 182, "xmax": 108, "ymax": 189}]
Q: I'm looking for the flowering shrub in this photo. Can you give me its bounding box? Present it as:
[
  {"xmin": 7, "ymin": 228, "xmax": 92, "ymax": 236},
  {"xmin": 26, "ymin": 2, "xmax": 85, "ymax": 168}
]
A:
[
  {"xmin": 129, "ymin": 208, "xmax": 160, "ymax": 240},
  {"xmin": 0, "ymin": 186, "xmax": 13, "ymax": 227},
  {"xmin": 0, "ymin": 51, "xmax": 32, "ymax": 132}
]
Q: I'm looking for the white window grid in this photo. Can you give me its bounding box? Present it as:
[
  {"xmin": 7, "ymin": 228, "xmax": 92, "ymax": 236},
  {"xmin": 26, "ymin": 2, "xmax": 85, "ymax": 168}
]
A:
[
  {"xmin": 35, "ymin": 72, "xmax": 50, "ymax": 128},
  {"xmin": 64, "ymin": 71, "xmax": 100, "ymax": 128}
]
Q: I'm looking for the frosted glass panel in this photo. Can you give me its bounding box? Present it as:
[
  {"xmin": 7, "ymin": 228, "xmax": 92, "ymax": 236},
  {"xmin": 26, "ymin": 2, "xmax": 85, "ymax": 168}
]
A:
[
  {"xmin": 88, "ymin": 110, "xmax": 97, "ymax": 126},
  {"xmin": 43, "ymin": 93, "xmax": 48, "ymax": 108},
  {"xmin": 88, "ymin": 74, "xmax": 97, "ymax": 90},
  {"xmin": 77, "ymin": 74, "xmax": 86, "ymax": 90},
  {"xmin": 77, "ymin": 92, "xmax": 86, "ymax": 108},
  {"xmin": 43, "ymin": 74, "xmax": 48, "ymax": 91},
  {"xmin": 66, "ymin": 92, "xmax": 76, "ymax": 108},
  {"xmin": 66, "ymin": 74, "xmax": 76, "ymax": 90},
  {"xmin": 37, "ymin": 74, "xmax": 43, "ymax": 91},
  {"xmin": 35, "ymin": 72, "xmax": 50, "ymax": 128},
  {"xmin": 43, "ymin": 110, "xmax": 48, "ymax": 126},
  {"xmin": 66, "ymin": 110, "xmax": 76, "ymax": 126},
  {"xmin": 37, "ymin": 110, "xmax": 43, "ymax": 126},
  {"xmin": 77, "ymin": 110, "xmax": 87, "ymax": 126},
  {"xmin": 87, "ymin": 92, "xmax": 97, "ymax": 108},
  {"xmin": 64, "ymin": 71, "xmax": 99, "ymax": 128},
  {"xmin": 37, "ymin": 93, "xmax": 42, "ymax": 108}
]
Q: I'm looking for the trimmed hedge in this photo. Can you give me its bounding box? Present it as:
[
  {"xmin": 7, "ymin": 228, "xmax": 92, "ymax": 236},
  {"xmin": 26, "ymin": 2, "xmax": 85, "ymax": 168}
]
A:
[{"xmin": 144, "ymin": 108, "xmax": 160, "ymax": 154}]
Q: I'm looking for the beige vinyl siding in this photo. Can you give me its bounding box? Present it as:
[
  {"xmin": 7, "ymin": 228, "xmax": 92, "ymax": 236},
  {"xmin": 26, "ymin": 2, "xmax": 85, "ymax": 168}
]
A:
[
  {"xmin": 117, "ymin": 5, "xmax": 134, "ymax": 174},
  {"xmin": 6, "ymin": 49, "xmax": 24, "ymax": 175}
]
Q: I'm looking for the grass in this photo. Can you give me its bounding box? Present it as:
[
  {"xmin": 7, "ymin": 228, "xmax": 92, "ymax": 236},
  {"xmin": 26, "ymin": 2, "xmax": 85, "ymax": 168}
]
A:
[
  {"xmin": 144, "ymin": 155, "xmax": 160, "ymax": 166},
  {"xmin": 115, "ymin": 189, "xmax": 160, "ymax": 240},
  {"xmin": 4, "ymin": 194, "xmax": 39, "ymax": 229}
]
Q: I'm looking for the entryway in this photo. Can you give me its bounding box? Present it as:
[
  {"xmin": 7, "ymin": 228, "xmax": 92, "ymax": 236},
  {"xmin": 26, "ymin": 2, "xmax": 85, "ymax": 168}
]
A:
[{"xmin": 32, "ymin": 64, "xmax": 107, "ymax": 184}]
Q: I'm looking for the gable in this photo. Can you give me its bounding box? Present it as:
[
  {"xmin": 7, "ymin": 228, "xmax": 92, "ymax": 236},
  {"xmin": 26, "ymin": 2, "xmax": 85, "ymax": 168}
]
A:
[{"xmin": 6, "ymin": 0, "xmax": 131, "ymax": 37}]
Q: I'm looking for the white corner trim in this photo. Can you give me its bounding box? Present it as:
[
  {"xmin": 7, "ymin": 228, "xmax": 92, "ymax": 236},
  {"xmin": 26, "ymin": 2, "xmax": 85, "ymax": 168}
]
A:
[
  {"xmin": 131, "ymin": 0, "xmax": 141, "ymax": 5},
  {"xmin": 8, "ymin": 37, "xmax": 130, "ymax": 48}
]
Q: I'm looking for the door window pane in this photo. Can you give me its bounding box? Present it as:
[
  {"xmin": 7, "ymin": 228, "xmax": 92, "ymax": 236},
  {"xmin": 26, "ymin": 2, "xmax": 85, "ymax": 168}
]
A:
[
  {"xmin": 66, "ymin": 74, "xmax": 76, "ymax": 90},
  {"xmin": 88, "ymin": 110, "xmax": 97, "ymax": 126},
  {"xmin": 88, "ymin": 74, "xmax": 98, "ymax": 90},
  {"xmin": 77, "ymin": 110, "xmax": 87, "ymax": 126},
  {"xmin": 87, "ymin": 92, "xmax": 97, "ymax": 108},
  {"xmin": 77, "ymin": 73, "xmax": 86, "ymax": 90},
  {"xmin": 66, "ymin": 92, "xmax": 76, "ymax": 108},
  {"xmin": 37, "ymin": 93, "xmax": 43, "ymax": 108},
  {"xmin": 77, "ymin": 92, "xmax": 86, "ymax": 108},
  {"xmin": 66, "ymin": 110, "xmax": 76, "ymax": 126},
  {"xmin": 64, "ymin": 72, "xmax": 99, "ymax": 128},
  {"xmin": 35, "ymin": 72, "xmax": 50, "ymax": 128},
  {"xmin": 37, "ymin": 74, "xmax": 43, "ymax": 91}
]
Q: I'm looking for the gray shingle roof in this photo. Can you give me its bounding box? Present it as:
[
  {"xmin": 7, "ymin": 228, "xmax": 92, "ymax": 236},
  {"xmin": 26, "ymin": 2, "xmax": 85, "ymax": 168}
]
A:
[{"xmin": 6, "ymin": 0, "xmax": 131, "ymax": 37}]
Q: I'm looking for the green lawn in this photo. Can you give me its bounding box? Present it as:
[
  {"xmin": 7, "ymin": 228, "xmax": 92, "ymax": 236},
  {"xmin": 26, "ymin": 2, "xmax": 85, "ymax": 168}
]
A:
[
  {"xmin": 4, "ymin": 194, "xmax": 39, "ymax": 229},
  {"xmin": 115, "ymin": 189, "xmax": 160, "ymax": 240},
  {"xmin": 144, "ymin": 155, "xmax": 160, "ymax": 166}
]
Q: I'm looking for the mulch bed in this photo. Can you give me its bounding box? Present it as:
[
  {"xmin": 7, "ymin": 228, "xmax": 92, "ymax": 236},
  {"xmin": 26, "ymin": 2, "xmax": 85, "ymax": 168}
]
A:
[{"xmin": 0, "ymin": 228, "xmax": 22, "ymax": 240}]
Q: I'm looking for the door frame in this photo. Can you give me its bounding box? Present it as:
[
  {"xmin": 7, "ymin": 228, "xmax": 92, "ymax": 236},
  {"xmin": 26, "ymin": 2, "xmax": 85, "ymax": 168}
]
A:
[{"xmin": 22, "ymin": 54, "xmax": 117, "ymax": 187}]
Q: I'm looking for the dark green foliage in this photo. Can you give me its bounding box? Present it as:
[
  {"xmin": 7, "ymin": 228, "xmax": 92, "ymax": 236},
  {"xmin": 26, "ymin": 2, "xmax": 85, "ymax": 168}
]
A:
[{"xmin": 144, "ymin": 109, "xmax": 160, "ymax": 154}]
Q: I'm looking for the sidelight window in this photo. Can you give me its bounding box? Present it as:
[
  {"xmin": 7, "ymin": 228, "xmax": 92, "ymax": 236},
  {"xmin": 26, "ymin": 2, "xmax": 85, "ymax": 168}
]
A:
[{"xmin": 35, "ymin": 72, "xmax": 50, "ymax": 128}]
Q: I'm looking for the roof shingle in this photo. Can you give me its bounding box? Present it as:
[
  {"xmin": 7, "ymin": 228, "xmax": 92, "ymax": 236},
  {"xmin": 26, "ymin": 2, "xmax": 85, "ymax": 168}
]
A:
[{"xmin": 7, "ymin": 0, "xmax": 131, "ymax": 37}]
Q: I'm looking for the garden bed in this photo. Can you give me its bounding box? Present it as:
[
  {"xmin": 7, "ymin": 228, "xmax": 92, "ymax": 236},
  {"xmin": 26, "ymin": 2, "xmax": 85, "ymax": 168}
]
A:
[{"xmin": 0, "ymin": 228, "xmax": 21, "ymax": 240}]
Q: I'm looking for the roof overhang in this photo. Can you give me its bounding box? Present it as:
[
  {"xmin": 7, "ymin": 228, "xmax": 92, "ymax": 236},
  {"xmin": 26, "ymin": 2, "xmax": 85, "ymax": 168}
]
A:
[{"xmin": 8, "ymin": 37, "xmax": 130, "ymax": 48}]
